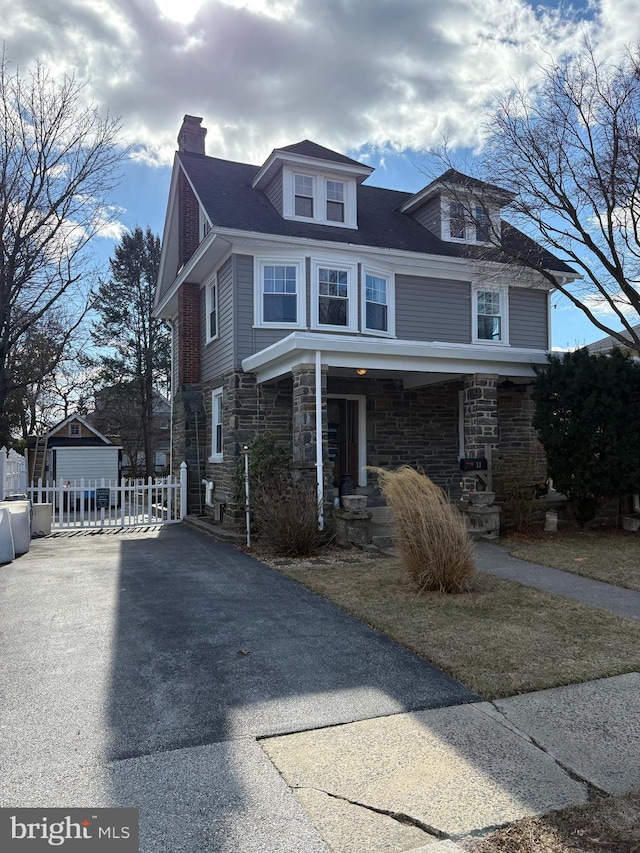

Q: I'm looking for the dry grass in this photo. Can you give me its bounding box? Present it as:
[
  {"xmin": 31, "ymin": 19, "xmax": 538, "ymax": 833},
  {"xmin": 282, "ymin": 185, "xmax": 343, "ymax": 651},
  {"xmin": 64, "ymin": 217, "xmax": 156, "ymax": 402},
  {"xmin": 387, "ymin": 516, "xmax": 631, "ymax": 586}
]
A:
[
  {"xmin": 269, "ymin": 555, "xmax": 640, "ymax": 700},
  {"xmin": 369, "ymin": 465, "xmax": 475, "ymax": 592},
  {"xmin": 466, "ymin": 791, "xmax": 640, "ymax": 853},
  {"xmin": 504, "ymin": 530, "xmax": 640, "ymax": 591}
]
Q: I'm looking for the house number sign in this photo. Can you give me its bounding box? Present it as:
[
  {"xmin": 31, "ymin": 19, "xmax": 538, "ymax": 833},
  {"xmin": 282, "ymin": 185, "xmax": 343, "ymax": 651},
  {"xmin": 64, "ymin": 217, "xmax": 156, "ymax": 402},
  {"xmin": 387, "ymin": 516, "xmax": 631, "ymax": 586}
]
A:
[
  {"xmin": 95, "ymin": 488, "xmax": 110, "ymax": 509},
  {"xmin": 459, "ymin": 458, "xmax": 488, "ymax": 472}
]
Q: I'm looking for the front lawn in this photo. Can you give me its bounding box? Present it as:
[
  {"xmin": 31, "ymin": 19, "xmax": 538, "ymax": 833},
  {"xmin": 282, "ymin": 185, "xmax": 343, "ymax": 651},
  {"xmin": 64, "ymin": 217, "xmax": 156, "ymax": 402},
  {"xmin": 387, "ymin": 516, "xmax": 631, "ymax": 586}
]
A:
[
  {"xmin": 267, "ymin": 554, "xmax": 640, "ymax": 700},
  {"xmin": 503, "ymin": 530, "xmax": 640, "ymax": 591}
]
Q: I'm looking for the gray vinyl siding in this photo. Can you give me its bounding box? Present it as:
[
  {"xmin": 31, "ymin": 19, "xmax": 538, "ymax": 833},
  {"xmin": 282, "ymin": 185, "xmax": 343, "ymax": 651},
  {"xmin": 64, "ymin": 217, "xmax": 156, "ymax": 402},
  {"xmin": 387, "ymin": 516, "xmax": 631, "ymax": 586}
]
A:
[
  {"xmin": 264, "ymin": 174, "xmax": 283, "ymax": 214},
  {"xmin": 201, "ymin": 257, "xmax": 234, "ymax": 380},
  {"xmin": 412, "ymin": 197, "xmax": 441, "ymax": 238},
  {"xmin": 396, "ymin": 275, "xmax": 471, "ymax": 343},
  {"xmin": 509, "ymin": 288, "xmax": 549, "ymax": 349}
]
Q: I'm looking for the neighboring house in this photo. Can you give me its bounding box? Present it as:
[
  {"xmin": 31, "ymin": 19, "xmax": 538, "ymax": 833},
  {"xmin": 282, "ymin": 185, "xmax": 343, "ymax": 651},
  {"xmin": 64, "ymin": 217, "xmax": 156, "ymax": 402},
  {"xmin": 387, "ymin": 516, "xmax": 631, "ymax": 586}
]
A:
[
  {"xmin": 27, "ymin": 414, "xmax": 122, "ymax": 486},
  {"xmin": 88, "ymin": 388, "xmax": 171, "ymax": 476},
  {"xmin": 154, "ymin": 115, "xmax": 577, "ymax": 520},
  {"xmin": 586, "ymin": 323, "xmax": 640, "ymax": 356}
]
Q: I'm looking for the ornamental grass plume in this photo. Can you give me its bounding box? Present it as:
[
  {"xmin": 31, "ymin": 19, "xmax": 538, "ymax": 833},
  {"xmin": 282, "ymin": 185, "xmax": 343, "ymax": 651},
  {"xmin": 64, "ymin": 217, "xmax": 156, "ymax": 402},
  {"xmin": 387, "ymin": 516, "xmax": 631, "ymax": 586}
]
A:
[{"xmin": 368, "ymin": 465, "xmax": 475, "ymax": 593}]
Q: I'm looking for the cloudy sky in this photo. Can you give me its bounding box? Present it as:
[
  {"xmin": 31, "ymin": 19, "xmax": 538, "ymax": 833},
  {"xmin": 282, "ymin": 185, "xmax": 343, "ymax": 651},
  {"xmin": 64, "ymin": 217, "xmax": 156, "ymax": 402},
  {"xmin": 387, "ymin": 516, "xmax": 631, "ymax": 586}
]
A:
[{"xmin": 3, "ymin": 0, "xmax": 640, "ymax": 348}]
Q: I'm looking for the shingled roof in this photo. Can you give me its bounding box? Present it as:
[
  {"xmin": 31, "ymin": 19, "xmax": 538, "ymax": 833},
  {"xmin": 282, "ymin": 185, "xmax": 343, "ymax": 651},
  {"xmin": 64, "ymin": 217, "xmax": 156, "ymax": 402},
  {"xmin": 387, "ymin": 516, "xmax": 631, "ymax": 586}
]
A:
[{"xmin": 179, "ymin": 150, "xmax": 574, "ymax": 274}]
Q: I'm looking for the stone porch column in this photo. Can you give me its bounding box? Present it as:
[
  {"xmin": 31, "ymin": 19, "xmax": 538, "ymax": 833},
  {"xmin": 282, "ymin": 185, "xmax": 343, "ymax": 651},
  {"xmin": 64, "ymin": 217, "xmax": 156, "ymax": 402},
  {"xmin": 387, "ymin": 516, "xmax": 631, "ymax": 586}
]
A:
[
  {"xmin": 291, "ymin": 363, "xmax": 330, "ymax": 492},
  {"xmin": 463, "ymin": 374, "xmax": 499, "ymax": 460}
]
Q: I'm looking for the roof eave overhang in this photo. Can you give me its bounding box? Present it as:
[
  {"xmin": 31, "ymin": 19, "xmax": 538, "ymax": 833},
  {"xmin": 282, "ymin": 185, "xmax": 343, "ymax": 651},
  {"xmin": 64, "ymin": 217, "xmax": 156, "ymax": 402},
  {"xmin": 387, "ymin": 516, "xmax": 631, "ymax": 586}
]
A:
[
  {"xmin": 252, "ymin": 149, "xmax": 374, "ymax": 190},
  {"xmin": 242, "ymin": 331, "xmax": 548, "ymax": 384}
]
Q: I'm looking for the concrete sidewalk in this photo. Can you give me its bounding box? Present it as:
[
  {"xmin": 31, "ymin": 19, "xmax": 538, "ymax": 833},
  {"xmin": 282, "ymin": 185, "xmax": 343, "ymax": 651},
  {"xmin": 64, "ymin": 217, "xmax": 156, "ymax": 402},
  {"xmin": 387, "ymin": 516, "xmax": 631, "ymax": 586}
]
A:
[
  {"xmin": 475, "ymin": 540, "xmax": 640, "ymax": 620},
  {"xmin": 263, "ymin": 673, "xmax": 640, "ymax": 852}
]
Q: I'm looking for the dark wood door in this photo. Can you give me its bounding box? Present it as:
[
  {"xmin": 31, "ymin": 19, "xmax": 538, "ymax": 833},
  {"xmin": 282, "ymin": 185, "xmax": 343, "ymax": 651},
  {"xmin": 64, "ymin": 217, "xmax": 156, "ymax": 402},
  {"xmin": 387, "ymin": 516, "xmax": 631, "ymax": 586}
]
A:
[{"xmin": 327, "ymin": 398, "xmax": 358, "ymax": 488}]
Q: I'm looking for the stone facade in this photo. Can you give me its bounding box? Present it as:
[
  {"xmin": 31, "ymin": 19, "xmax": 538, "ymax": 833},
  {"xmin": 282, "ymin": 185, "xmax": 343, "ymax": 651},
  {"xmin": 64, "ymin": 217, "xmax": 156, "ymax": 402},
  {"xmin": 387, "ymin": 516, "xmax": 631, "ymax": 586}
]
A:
[
  {"xmin": 176, "ymin": 365, "xmax": 547, "ymax": 530},
  {"xmin": 463, "ymin": 374, "xmax": 498, "ymax": 459},
  {"xmin": 328, "ymin": 375, "xmax": 461, "ymax": 497},
  {"xmin": 495, "ymin": 386, "xmax": 546, "ymax": 482}
]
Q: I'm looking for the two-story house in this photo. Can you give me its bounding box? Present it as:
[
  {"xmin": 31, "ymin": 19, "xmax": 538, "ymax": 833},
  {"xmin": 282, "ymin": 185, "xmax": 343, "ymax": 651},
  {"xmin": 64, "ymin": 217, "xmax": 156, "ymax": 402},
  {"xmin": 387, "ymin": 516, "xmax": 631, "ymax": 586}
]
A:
[{"xmin": 155, "ymin": 115, "xmax": 576, "ymax": 522}]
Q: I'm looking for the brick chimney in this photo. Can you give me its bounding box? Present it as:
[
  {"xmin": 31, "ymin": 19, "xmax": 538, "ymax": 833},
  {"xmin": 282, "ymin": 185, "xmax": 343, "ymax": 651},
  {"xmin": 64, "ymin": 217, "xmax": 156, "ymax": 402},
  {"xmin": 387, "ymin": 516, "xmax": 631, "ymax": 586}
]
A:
[{"xmin": 177, "ymin": 115, "xmax": 207, "ymax": 156}]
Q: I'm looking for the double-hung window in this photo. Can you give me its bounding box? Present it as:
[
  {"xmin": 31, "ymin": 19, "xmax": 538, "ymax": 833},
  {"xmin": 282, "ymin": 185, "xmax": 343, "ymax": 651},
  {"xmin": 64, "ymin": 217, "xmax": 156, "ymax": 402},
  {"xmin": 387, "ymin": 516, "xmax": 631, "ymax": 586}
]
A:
[
  {"xmin": 473, "ymin": 285, "xmax": 508, "ymax": 344},
  {"xmin": 475, "ymin": 205, "xmax": 491, "ymax": 242},
  {"xmin": 326, "ymin": 180, "xmax": 345, "ymax": 223},
  {"xmin": 363, "ymin": 268, "xmax": 394, "ymax": 335},
  {"xmin": 255, "ymin": 257, "xmax": 305, "ymax": 328},
  {"xmin": 210, "ymin": 388, "xmax": 223, "ymax": 462},
  {"xmin": 294, "ymin": 174, "xmax": 314, "ymax": 218},
  {"xmin": 449, "ymin": 202, "xmax": 465, "ymax": 239},
  {"xmin": 205, "ymin": 274, "xmax": 218, "ymax": 342},
  {"xmin": 312, "ymin": 260, "xmax": 357, "ymax": 331}
]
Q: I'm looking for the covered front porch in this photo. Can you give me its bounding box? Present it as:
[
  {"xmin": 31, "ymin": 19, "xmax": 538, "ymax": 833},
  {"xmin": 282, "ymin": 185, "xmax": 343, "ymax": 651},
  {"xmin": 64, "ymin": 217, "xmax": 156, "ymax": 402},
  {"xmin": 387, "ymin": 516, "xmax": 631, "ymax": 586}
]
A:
[{"xmin": 242, "ymin": 332, "xmax": 548, "ymax": 523}]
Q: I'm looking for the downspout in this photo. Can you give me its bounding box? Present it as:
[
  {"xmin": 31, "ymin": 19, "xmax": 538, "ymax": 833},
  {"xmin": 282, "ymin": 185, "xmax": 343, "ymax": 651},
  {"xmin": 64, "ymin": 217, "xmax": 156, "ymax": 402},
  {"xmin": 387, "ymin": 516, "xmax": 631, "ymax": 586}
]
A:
[
  {"xmin": 315, "ymin": 350, "xmax": 324, "ymax": 531},
  {"xmin": 634, "ymin": 494, "xmax": 640, "ymax": 514}
]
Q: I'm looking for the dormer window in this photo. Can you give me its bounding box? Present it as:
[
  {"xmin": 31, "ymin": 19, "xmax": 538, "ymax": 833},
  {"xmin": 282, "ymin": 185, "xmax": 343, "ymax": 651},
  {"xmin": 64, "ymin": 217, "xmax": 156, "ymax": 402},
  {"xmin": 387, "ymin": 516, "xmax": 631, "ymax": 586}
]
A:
[
  {"xmin": 449, "ymin": 202, "xmax": 465, "ymax": 239},
  {"xmin": 294, "ymin": 174, "xmax": 314, "ymax": 218},
  {"xmin": 326, "ymin": 180, "xmax": 345, "ymax": 223},
  {"xmin": 475, "ymin": 205, "xmax": 490, "ymax": 242},
  {"xmin": 444, "ymin": 198, "xmax": 495, "ymax": 244},
  {"xmin": 281, "ymin": 168, "xmax": 358, "ymax": 229}
]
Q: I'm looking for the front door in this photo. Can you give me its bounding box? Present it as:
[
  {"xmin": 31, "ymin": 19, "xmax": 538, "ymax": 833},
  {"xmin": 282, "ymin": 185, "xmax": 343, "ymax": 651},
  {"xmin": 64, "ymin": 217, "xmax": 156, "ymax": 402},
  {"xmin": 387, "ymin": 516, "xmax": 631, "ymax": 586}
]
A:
[{"xmin": 327, "ymin": 398, "xmax": 359, "ymax": 488}]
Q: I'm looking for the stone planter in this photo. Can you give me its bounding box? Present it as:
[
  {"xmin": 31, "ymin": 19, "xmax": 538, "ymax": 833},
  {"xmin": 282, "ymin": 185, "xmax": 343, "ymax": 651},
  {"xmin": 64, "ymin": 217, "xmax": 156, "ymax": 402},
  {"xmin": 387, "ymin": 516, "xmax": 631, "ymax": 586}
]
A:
[
  {"xmin": 341, "ymin": 494, "xmax": 368, "ymax": 512},
  {"xmin": 467, "ymin": 491, "xmax": 495, "ymax": 507},
  {"xmin": 622, "ymin": 515, "xmax": 640, "ymax": 532}
]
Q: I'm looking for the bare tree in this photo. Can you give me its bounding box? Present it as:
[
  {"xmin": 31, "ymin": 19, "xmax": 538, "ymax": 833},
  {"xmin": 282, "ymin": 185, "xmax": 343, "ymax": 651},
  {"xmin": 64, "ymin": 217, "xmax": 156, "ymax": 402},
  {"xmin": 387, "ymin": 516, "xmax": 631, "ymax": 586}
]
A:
[
  {"xmin": 0, "ymin": 50, "xmax": 126, "ymax": 444},
  {"xmin": 477, "ymin": 44, "xmax": 640, "ymax": 348}
]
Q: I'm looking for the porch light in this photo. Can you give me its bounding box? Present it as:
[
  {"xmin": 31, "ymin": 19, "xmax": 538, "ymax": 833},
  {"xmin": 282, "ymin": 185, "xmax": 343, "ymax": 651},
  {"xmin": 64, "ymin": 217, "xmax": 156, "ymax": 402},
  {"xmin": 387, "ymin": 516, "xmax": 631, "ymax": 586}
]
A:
[{"xmin": 356, "ymin": 368, "xmax": 367, "ymax": 376}]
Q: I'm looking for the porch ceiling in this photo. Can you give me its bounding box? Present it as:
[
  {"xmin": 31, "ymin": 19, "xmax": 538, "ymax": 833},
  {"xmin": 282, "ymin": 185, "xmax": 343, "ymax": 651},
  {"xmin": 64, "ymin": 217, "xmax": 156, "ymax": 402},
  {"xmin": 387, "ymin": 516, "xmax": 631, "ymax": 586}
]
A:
[{"xmin": 242, "ymin": 332, "xmax": 547, "ymax": 384}]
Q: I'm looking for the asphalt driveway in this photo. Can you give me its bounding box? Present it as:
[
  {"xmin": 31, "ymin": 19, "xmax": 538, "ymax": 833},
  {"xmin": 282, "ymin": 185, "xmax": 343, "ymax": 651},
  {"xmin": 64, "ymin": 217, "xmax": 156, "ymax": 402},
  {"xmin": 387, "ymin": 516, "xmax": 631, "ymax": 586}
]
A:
[{"xmin": 0, "ymin": 524, "xmax": 476, "ymax": 851}]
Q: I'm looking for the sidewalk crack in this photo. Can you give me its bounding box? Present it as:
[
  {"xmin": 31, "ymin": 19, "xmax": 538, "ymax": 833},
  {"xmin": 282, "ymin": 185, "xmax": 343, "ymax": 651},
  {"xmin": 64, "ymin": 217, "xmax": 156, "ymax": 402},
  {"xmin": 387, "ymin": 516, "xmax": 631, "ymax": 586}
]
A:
[
  {"xmin": 482, "ymin": 703, "xmax": 610, "ymax": 802},
  {"xmin": 292, "ymin": 786, "xmax": 449, "ymax": 840}
]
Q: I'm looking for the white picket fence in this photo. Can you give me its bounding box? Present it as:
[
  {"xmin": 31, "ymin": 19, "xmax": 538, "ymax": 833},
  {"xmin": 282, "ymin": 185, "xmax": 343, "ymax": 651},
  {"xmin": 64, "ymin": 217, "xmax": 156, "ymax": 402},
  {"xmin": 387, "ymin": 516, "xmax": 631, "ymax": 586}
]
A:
[
  {"xmin": 28, "ymin": 462, "xmax": 187, "ymax": 530},
  {"xmin": 0, "ymin": 447, "xmax": 28, "ymax": 499}
]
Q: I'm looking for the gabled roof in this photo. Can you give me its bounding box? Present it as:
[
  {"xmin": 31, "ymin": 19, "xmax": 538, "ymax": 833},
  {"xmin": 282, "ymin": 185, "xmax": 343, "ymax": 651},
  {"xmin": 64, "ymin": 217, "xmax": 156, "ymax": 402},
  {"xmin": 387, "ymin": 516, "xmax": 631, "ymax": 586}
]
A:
[
  {"xmin": 399, "ymin": 168, "xmax": 515, "ymax": 214},
  {"xmin": 277, "ymin": 140, "xmax": 370, "ymax": 169},
  {"xmin": 46, "ymin": 413, "xmax": 114, "ymax": 445},
  {"xmin": 178, "ymin": 151, "xmax": 574, "ymax": 274}
]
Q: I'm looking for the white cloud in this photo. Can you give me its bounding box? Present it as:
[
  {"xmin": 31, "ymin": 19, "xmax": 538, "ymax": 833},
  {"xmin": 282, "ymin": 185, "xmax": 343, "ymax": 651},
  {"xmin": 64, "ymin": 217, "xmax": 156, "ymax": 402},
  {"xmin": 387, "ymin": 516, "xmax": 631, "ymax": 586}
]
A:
[
  {"xmin": 1, "ymin": 0, "xmax": 638, "ymax": 168},
  {"xmin": 581, "ymin": 289, "xmax": 639, "ymax": 323}
]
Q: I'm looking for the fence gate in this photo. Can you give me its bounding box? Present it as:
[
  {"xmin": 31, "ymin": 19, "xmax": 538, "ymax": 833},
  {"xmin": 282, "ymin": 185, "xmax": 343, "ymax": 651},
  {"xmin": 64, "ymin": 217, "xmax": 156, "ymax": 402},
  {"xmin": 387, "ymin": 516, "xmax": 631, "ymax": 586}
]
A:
[{"xmin": 28, "ymin": 464, "xmax": 187, "ymax": 530}]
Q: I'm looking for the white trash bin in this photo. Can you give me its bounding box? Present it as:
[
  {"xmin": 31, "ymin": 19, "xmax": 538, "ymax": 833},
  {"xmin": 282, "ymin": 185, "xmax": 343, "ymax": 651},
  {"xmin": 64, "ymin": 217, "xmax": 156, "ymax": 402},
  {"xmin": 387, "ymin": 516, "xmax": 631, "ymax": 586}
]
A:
[
  {"xmin": 0, "ymin": 499, "xmax": 31, "ymax": 555},
  {"xmin": 31, "ymin": 503, "xmax": 52, "ymax": 537},
  {"xmin": 0, "ymin": 507, "xmax": 15, "ymax": 564}
]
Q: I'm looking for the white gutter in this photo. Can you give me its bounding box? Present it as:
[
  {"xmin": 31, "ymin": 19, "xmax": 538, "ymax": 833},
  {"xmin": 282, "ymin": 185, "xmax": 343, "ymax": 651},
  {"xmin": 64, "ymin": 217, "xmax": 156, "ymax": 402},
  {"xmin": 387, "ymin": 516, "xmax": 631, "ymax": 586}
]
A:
[{"xmin": 315, "ymin": 350, "xmax": 324, "ymax": 531}]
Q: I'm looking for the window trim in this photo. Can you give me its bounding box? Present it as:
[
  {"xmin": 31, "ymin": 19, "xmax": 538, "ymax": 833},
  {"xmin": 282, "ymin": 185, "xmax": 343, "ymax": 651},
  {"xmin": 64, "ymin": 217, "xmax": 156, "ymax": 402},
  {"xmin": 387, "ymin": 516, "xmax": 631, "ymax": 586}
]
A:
[
  {"xmin": 210, "ymin": 387, "xmax": 224, "ymax": 463},
  {"xmin": 325, "ymin": 178, "xmax": 345, "ymax": 223},
  {"xmin": 205, "ymin": 273, "xmax": 219, "ymax": 343},
  {"xmin": 361, "ymin": 265, "xmax": 395, "ymax": 337},
  {"xmin": 282, "ymin": 167, "xmax": 358, "ymax": 229},
  {"xmin": 441, "ymin": 196, "xmax": 497, "ymax": 246},
  {"xmin": 472, "ymin": 283, "xmax": 509, "ymax": 345},
  {"xmin": 294, "ymin": 172, "xmax": 315, "ymax": 219},
  {"xmin": 310, "ymin": 258, "xmax": 358, "ymax": 332},
  {"xmin": 253, "ymin": 255, "xmax": 307, "ymax": 329},
  {"xmin": 69, "ymin": 423, "xmax": 81, "ymax": 437}
]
